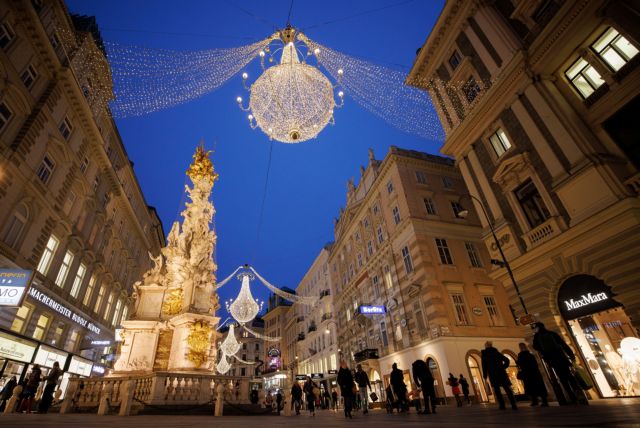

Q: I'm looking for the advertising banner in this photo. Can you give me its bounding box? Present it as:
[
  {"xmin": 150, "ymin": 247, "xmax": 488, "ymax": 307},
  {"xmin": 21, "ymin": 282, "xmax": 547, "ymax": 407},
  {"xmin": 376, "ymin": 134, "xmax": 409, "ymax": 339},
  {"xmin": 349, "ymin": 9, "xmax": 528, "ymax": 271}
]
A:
[{"xmin": 0, "ymin": 268, "xmax": 34, "ymax": 307}]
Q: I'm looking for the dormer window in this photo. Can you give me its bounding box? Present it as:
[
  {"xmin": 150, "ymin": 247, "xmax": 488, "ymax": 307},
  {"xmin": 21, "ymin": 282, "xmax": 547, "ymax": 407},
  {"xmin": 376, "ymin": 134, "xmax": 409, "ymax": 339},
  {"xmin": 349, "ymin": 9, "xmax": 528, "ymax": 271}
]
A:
[{"xmin": 448, "ymin": 50, "xmax": 461, "ymax": 71}]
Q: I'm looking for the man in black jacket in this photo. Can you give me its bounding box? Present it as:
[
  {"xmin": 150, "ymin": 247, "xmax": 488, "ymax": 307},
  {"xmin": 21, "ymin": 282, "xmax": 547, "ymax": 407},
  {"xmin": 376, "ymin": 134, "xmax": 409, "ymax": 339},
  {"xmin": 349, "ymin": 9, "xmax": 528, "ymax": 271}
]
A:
[
  {"xmin": 354, "ymin": 364, "xmax": 371, "ymax": 414},
  {"xmin": 412, "ymin": 359, "xmax": 437, "ymax": 414},
  {"xmin": 481, "ymin": 341, "xmax": 517, "ymax": 410}
]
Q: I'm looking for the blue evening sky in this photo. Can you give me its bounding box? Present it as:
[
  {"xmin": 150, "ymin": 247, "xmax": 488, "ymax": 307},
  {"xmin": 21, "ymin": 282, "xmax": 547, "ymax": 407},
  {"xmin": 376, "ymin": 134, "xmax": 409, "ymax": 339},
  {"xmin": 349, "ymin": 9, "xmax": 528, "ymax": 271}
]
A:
[{"xmin": 65, "ymin": 0, "xmax": 445, "ymax": 320}]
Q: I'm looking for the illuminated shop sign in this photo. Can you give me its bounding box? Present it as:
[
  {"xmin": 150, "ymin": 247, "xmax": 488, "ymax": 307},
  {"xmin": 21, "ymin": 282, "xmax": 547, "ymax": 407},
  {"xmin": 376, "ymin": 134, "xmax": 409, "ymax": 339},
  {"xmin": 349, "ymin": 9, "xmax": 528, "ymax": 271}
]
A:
[
  {"xmin": 34, "ymin": 344, "xmax": 68, "ymax": 368},
  {"xmin": 557, "ymin": 275, "xmax": 622, "ymax": 320},
  {"xmin": 0, "ymin": 268, "xmax": 34, "ymax": 307},
  {"xmin": 0, "ymin": 331, "xmax": 37, "ymax": 363},
  {"xmin": 28, "ymin": 287, "xmax": 101, "ymax": 334},
  {"xmin": 359, "ymin": 305, "xmax": 386, "ymax": 315},
  {"xmin": 563, "ymin": 292, "xmax": 609, "ymax": 311}
]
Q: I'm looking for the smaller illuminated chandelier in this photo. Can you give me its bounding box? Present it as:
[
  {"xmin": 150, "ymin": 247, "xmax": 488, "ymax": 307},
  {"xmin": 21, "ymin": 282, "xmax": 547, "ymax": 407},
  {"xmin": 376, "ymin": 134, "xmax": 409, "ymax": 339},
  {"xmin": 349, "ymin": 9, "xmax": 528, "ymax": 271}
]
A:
[
  {"xmin": 236, "ymin": 25, "xmax": 344, "ymax": 143},
  {"xmin": 219, "ymin": 323, "xmax": 242, "ymax": 356},
  {"xmin": 216, "ymin": 353, "xmax": 231, "ymax": 374},
  {"xmin": 226, "ymin": 273, "xmax": 263, "ymax": 324}
]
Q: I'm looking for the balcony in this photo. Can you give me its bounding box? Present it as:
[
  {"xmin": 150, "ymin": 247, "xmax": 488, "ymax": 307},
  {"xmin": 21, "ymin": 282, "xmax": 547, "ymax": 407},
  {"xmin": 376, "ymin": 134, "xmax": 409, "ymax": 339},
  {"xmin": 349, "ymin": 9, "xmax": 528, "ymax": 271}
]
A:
[
  {"xmin": 319, "ymin": 289, "xmax": 331, "ymax": 299},
  {"xmin": 522, "ymin": 216, "xmax": 565, "ymax": 250},
  {"xmin": 297, "ymin": 333, "xmax": 305, "ymax": 342},
  {"xmin": 308, "ymin": 324, "xmax": 317, "ymax": 333},
  {"xmin": 354, "ymin": 349, "xmax": 379, "ymax": 363}
]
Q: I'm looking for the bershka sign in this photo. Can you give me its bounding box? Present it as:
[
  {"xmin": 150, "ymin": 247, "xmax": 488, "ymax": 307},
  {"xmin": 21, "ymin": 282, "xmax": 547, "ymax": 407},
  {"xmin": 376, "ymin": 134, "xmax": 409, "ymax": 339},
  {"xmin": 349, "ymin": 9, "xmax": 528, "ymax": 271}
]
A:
[
  {"xmin": 563, "ymin": 292, "xmax": 609, "ymax": 311},
  {"xmin": 557, "ymin": 275, "xmax": 622, "ymax": 320},
  {"xmin": 359, "ymin": 305, "xmax": 386, "ymax": 315},
  {"xmin": 28, "ymin": 287, "xmax": 101, "ymax": 334},
  {"xmin": 0, "ymin": 268, "xmax": 34, "ymax": 307}
]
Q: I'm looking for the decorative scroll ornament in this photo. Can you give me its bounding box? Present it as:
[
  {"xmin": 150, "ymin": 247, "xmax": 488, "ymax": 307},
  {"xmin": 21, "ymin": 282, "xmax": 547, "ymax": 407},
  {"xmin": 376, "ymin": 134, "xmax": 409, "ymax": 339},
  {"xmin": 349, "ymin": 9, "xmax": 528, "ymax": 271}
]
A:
[
  {"xmin": 162, "ymin": 288, "xmax": 183, "ymax": 316},
  {"xmin": 220, "ymin": 323, "xmax": 241, "ymax": 356},
  {"xmin": 228, "ymin": 273, "xmax": 260, "ymax": 324},
  {"xmin": 243, "ymin": 324, "xmax": 280, "ymax": 342},
  {"xmin": 186, "ymin": 320, "xmax": 213, "ymax": 368},
  {"xmin": 216, "ymin": 353, "xmax": 231, "ymax": 374}
]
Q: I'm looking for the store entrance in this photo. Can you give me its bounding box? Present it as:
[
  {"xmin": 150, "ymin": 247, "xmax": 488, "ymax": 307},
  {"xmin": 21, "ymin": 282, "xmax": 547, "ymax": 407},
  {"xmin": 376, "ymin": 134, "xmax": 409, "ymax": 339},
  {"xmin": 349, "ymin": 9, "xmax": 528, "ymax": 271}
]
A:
[{"xmin": 558, "ymin": 275, "xmax": 639, "ymax": 398}]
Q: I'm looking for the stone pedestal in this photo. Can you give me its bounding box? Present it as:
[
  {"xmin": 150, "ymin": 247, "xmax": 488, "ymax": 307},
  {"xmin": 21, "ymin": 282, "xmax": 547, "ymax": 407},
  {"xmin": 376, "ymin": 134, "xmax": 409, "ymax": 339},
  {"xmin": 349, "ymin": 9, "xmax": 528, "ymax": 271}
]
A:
[{"xmin": 167, "ymin": 313, "xmax": 219, "ymax": 371}]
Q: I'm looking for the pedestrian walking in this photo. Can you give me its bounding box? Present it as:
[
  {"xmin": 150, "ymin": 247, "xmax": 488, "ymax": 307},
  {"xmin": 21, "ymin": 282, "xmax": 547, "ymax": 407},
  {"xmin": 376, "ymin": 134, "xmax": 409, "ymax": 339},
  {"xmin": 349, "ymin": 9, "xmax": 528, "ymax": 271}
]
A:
[
  {"xmin": 447, "ymin": 373, "xmax": 463, "ymax": 407},
  {"xmin": 291, "ymin": 382, "xmax": 303, "ymax": 414},
  {"xmin": 532, "ymin": 322, "xmax": 582, "ymax": 404},
  {"xmin": 303, "ymin": 377, "xmax": 317, "ymax": 416},
  {"xmin": 412, "ymin": 359, "xmax": 437, "ymax": 414},
  {"xmin": 517, "ymin": 342, "xmax": 549, "ymax": 407},
  {"xmin": 0, "ymin": 376, "xmax": 17, "ymax": 412},
  {"xmin": 331, "ymin": 389, "xmax": 339, "ymax": 411},
  {"xmin": 38, "ymin": 361, "xmax": 62, "ymax": 413},
  {"xmin": 18, "ymin": 364, "xmax": 41, "ymax": 413},
  {"xmin": 337, "ymin": 360, "xmax": 355, "ymax": 419},
  {"xmin": 390, "ymin": 363, "xmax": 408, "ymax": 412},
  {"xmin": 276, "ymin": 389, "xmax": 283, "ymax": 415},
  {"xmin": 354, "ymin": 364, "xmax": 371, "ymax": 414},
  {"xmin": 481, "ymin": 341, "xmax": 518, "ymax": 410},
  {"xmin": 459, "ymin": 374, "xmax": 471, "ymax": 405}
]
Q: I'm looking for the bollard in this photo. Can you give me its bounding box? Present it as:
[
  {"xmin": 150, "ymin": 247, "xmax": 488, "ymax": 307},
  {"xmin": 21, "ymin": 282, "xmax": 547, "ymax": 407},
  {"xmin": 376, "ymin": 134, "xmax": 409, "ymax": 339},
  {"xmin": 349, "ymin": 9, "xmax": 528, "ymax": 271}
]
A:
[
  {"xmin": 2, "ymin": 385, "xmax": 22, "ymax": 415},
  {"xmin": 283, "ymin": 386, "xmax": 292, "ymax": 416},
  {"xmin": 119, "ymin": 380, "xmax": 135, "ymax": 416},
  {"xmin": 59, "ymin": 379, "xmax": 78, "ymax": 414},
  {"xmin": 214, "ymin": 383, "xmax": 224, "ymax": 416},
  {"xmin": 97, "ymin": 382, "xmax": 113, "ymax": 416}
]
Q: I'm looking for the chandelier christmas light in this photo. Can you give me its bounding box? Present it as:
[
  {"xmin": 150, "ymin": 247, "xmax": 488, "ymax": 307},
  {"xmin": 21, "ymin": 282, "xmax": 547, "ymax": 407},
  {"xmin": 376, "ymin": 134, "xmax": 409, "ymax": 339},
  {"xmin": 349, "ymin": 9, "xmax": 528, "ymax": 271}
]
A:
[
  {"xmin": 227, "ymin": 273, "xmax": 261, "ymax": 324},
  {"xmin": 236, "ymin": 26, "xmax": 344, "ymax": 143},
  {"xmin": 216, "ymin": 354, "xmax": 231, "ymax": 374},
  {"xmin": 219, "ymin": 323, "xmax": 241, "ymax": 356}
]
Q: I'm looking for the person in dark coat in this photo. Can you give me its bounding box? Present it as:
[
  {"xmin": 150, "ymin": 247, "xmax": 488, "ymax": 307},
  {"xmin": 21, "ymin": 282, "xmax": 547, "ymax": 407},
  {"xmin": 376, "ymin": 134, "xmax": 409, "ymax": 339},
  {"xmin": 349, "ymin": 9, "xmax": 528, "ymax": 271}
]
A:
[
  {"xmin": 517, "ymin": 342, "xmax": 548, "ymax": 406},
  {"xmin": 291, "ymin": 382, "xmax": 303, "ymax": 414},
  {"xmin": 275, "ymin": 389, "xmax": 283, "ymax": 415},
  {"xmin": 38, "ymin": 361, "xmax": 62, "ymax": 413},
  {"xmin": 412, "ymin": 359, "xmax": 437, "ymax": 414},
  {"xmin": 481, "ymin": 341, "xmax": 517, "ymax": 410},
  {"xmin": 532, "ymin": 322, "xmax": 581, "ymax": 404},
  {"xmin": 459, "ymin": 374, "xmax": 471, "ymax": 405},
  {"xmin": 337, "ymin": 360, "xmax": 355, "ymax": 419},
  {"xmin": 18, "ymin": 364, "xmax": 41, "ymax": 413},
  {"xmin": 303, "ymin": 377, "xmax": 317, "ymax": 416},
  {"xmin": 354, "ymin": 364, "xmax": 371, "ymax": 414},
  {"xmin": 0, "ymin": 376, "xmax": 17, "ymax": 412},
  {"xmin": 390, "ymin": 363, "xmax": 408, "ymax": 412}
]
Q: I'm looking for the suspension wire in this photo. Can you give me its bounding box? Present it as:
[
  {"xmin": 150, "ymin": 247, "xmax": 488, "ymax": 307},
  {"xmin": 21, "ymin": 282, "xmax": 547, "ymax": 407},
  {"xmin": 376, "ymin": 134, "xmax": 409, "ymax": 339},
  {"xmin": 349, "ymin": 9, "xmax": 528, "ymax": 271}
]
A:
[
  {"xmin": 231, "ymin": 1, "xmax": 278, "ymax": 30},
  {"xmin": 301, "ymin": 0, "xmax": 416, "ymax": 31},
  {"xmin": 286, "ymin": 0, "xmax": 295, "ymax": 26},
  {"xmin": 101, "ymin": 27, "xmax": 256, "ymax": 41},
  {"xmin": 251, "ymin": 141, "xmax": 274, "ymax": 266}
]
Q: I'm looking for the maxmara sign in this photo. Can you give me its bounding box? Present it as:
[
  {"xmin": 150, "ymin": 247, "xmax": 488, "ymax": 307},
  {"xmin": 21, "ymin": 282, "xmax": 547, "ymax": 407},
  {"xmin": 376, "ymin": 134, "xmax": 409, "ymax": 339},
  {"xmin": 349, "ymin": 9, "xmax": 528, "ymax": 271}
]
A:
[
  {"xmin": 28, "ymin": 287, "xmax": 101, "ymax": 334},
  {"xmin": 563, "ymin": 292, "xmax": 609, "ymax": 311},
  {"xmin": 557, "ymin": 274, "xmax": 622, "ymax": 321}
]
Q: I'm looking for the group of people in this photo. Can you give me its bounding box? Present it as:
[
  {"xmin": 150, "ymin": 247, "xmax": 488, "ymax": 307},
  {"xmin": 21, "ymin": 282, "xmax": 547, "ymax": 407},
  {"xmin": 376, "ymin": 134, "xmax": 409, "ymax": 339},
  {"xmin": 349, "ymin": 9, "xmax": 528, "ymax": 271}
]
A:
[{"xmin": 0, "ymin": 362, "xmax": 62, "ymax": 414}]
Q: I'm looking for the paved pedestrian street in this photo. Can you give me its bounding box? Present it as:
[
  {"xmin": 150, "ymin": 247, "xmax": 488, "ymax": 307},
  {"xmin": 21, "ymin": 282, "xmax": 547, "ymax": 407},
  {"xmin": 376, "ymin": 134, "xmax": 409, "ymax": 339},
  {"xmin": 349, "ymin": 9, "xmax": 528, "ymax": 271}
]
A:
[{"xmin": 2, "ymin": 399, "xmax": 640, "ymax": 428}]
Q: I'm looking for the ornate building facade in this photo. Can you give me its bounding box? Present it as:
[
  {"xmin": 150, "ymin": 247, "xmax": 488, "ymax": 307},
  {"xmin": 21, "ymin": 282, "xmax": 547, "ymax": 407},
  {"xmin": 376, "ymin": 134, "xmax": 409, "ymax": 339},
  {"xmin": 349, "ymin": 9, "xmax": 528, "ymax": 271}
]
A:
[
  {"xmin": 0, "ymin": 0, "xmax": 164, "ymax": 385},
  {"xmin": 408, "ymin": 0, "xmax": 640, "ymax": 399},
  {"xmin": 330, "ymin": 147, "xmax": 524, "ymax": 402}
]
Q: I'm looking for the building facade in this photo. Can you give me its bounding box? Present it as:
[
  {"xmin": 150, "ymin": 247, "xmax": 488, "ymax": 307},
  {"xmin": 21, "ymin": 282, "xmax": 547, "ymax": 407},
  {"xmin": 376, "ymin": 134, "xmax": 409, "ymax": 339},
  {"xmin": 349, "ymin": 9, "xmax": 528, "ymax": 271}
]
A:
[
  {"xmin": 0, "ymin": 0, "xmax": 164, "ymax": 387},
  {"xmin": 261, "ymin": 291, "xmax": 292, "ymax": 391},
  {"xmin": 408, "ymin": 0, "xmax": 640, "ymax": 399},
  {"xmin": 330, "ymin": 147, "xmax": 524, "ymax": 403}
]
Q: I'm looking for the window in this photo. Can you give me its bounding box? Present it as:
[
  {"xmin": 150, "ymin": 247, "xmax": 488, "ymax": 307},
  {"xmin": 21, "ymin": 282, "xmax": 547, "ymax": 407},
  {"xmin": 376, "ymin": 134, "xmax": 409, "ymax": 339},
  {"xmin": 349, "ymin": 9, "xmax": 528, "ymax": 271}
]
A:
[
  {"xmin": 63, "ymin": 190, "xmax": 76, "ymax": 215},
  {"xmin": 93, "ymin": 177, "xmax": 100, "ymax": 192},
  {"xmin": 592, "ymin": 27, "xmax": 639, "ymax": 72},
  {"xmin": 442, "ymin": 176, "xmax": 454, "ymax": 188},
  {"xmin": 120, "ymin": 306, "xmax": 128, "ymax": 325},
  {"xmin": 83, "ymin": 275, "xmax": 96, "ymax": 306},
  {"xmin": 3, "ymin": 203, "xmax": 28, "ymax": 249},
  {"xmin": 367, "ymin": 240, "xmax": 374, "ymax": 256},
  {"xmin": 449, "ymin": 50, "xmax": 462, "ymax": 70},
  {"xmin": 392, "ymin": 206, "xmax": 401, "ymax": 224},
  {"xmin": 37, "ymin": 235, "xmax": 59, "ymax": 275},
  {"xmin": 413, "ymin": 301, "xmax": 427, "ymax": 333},
  {"xmin": 424, "ymin": 197, "xmax": 436, "ymax": 215},
  {"xmin": 363, "ymin": 217, "xmax": 369, "ymax": 228},
  {"xmin": 241, "ymin": 368, "xmax": 246, "ymax": 377},
  {"xmin": 32, "ymin": 314, "xmax": 51, "ymax": 340},
  {"xmin": 435, "ymin": 238, "xmax": 453, "ymax": 265},
  {"xmin": 383, "ymin": 265, "xmax": 393, "ymax": 290},
  {"xmin": 451, "ymin": 201, "xmax": 464, "ymax": 217},
  {"xmin": 70, "ymin": 263, "xmax": 87, "ymax": 298},
  {"xmin": 465, "ymin": 242, "xmax": 482, "ymax": 268},
  {"xmin": 354, "ymin": 232, "xmax": 360, "ymax": 242},
  {"xmin": 387, "ymin": 180, "xmax": 394, "ymax": 194},
  {"xmin": 376, "ymin": 226, "xmax": 384, "ymax": 243},
  {"xmin": 36, "ymin": 155, "xmax": 55, "ymax": 184},
  {"xmin": 565, "ymin": 58, "xmax": 605, "ymax": 99},
  {"xmin": 483, "ymin": 295, "xmax": 503, "ymax": 326},
  {"xmin": 80, "ymin": 157, "xmax": 89, "ymax": 173},
  {"xmin": 372, "ymin": 275, "xmax": 380, "ymax": 298},
  {"xmin": 0, "ymin": 22, "xmax": 15, "ymax": 49},
  {"xmin": 462, "ymin": 76, "xmax": 481, "ymax": 103},
  {"xmin": 373, "ymin": 204, "xmax": 379, "ymax": 215},
  {"xmin": 94, "ymin": 285, "xmax": 106, "ymax": 314},
  {"xmin": 66, "ymin": 330, "xmax": 79, "ymax": 352},
  {"xmin": 20, "ymin": 64, "xmax": 38, "ymax": 89},
  {"xmin": 489, "ymin": 128, "xmax": 512, "ymax": 157},
  {"xmin": 52, "ymin": 322, "xmax": 66, "ymax": 346},
  {"xmin": 451, "ymin": 294, "xmax": 470, "ymax": 325},
  {"xmin": 415, "ymin": 171, "xmax": 427, "ymax": 184},
  {"xmin": 104, "ymin": 293, "xmax": 115, "ymax": 321},
  {"xmin": 401, "ymin": 246, "xmax": 413, "ymax": 274},
  {"xmin": 515, "ymin": 179, "xmax": 550, "ymax": 228},
  {"xmin": 0, "ymin": 102, "xmax": 12, "ymax": 131},
  {"xmin": 59, "ymin": 117, "xmax": 73, "ymax": 140},
  {"xmin": 112, "ymin": 298, "xmax": 123, "ymax": 326},
  {"xmin": 55, "ymin": 250, "xmax": 74, "ymax": 288},
  {"xmin": 380, "ymin": 322, "xmax": 389, "ymax": 347},
  {"xmin": 50, "ymin": 32, "xmax": 60, "ymax": 49},
  {"xmin": 348, "ymin": 264, "xmax": 354, "ymax": 278},
  {"xmin": 10, "ymin": 304, "xmax": 32, "ymax": 333},
  {"xmin": 357, "ymin": 253, "xmax": 363, "ymax": 267}
]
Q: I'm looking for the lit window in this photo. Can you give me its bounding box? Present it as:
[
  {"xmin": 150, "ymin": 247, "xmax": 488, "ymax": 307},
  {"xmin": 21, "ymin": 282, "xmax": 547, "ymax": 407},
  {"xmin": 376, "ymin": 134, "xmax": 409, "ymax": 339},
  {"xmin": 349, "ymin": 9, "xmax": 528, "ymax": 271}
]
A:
[
  {"xmin": 449, "ymin": 50, "xmax": 462, "ymax": 70},
  {"xmin": 0, "ymin": 101, "xmax": 13, "ymax": 131},
  {"xmin": 465, "ymin": 242, "xmax": 482, "ymax": 267},
  {"xmin": 0, "ymin": 22, "xmax": 15, "ymax": 49},
  {"xmin": 483, "ymin": 295, "xmax": 503, "ymax": 326},
  {"xmin": 52, "ymin": 322, "xmax": 66, "ymax": 346},
  {"xmin": 565, "ymin": 58, "xmax": 605, "ymax": 99},
  {"xmin": 424, "ymin": 197, "xmax": 436, "ymax": 215},
  {"xmin": 70, "ymin": 263, "xmax": 87, "ymax": 298},
  {"xmin": 59, "ymin": 117, "xmax": 73, "ymax": 140},
  {"xmin": 10, "ymin": 304, "xmax": 32, "ymax": 333},
  {"xmin": 104, "ymin": 292, "xmax": 115, "ymax": 321},
  {"xmin": 55, "ymin": 250, "xmax": 74, "ymax": 288},
  {"xmin": 489, "ymin": 128, "xmax": 512, "ymax": 158},
  {"xmin": 515, "ymin": 179, "xmax": 550, "ymax": 228},
  {"xmin": 392, "ymin": 206, "xmax": 401, "ymax": 224},
  {"xmin": 387, "ymin": 180, "xmax": 394, "ymax": 194},
  {"xmin": 415, "ymin": 171, "xmax": 427, "ymax": 184},
  {"xmin": 383, "ymin": 265, "xmax": 393, "ymax": 290},
  {"xmin": 435, "ymin": 238, "xmax": 453, "ymax": 265},
  {"xmin": 376, "ymin": 226, "xmax": 384, "ymax": 244},
  {"xmin": 83, "ymin": 275, "xmax": 96, "ymax": 306},
  {"xmin": 3, "ymin": 203, "xmax": 28, "ymax": 249},
  {"xmin": 451, "ymin": 294, "xmax": 469, "ymax": 325},
  {"xmin": 66, "ymin": 330, "xmax": 79, "ymax": 352},
  {"xmin": 462, "ymin": 76, "xmax": 481, "ymax": 103},
  {"xmin": 112, "ymin": 298, "xmax": 123, "ymax": 326},
  {"xmin": 401, "ymin": 246, "xmax": 413, "ymax": 274},
  {"xmin": 20, "ymin": 64, "xmax": 38, "ymax": 89},
  {"xmin": 36, "ymin": 155, "xmax": 55, "ymax": 184},
  {"xmin": 36, "ymin": 235, "xmax": 60, "ymax": 275},
  {"xmin": 32, "ymin": 313, "xmax": 51, "ymax": 340},
  {"xmin": 120, "ymin": 305, "xmax": 128, "ymax": 325},
  {"xmin": 451, "ymin": 201, "xmax": 464, "ymax": 217},
  {"xmin": 94, "ymin": 285, "xmax": 106, "ymax": 314},
  {"xmin": 592, "ymin": 27, "xmax": 639, "ymax": 72}
]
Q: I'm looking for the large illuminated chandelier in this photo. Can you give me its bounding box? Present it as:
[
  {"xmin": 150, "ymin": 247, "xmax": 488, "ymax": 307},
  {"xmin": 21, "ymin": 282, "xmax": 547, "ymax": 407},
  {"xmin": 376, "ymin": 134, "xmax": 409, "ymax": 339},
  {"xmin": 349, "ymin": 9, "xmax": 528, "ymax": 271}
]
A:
[
  {"xmin": 236, "ymin": 25, "xmax": 344, "ymax": 143},
  {"xmin": 225, "ymin": 272, "xmax": 263, "ymax": 324}
]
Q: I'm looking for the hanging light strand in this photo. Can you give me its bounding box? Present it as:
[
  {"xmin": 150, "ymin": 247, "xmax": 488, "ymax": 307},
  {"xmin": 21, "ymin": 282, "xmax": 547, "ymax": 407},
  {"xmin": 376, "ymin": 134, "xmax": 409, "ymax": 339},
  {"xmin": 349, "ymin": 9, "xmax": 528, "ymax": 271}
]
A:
[
  {"xmin": 242, "ymin": 324, "xmax": 281, "ymax": 342},
  {"xmin": 249, "ymin": 266, "xmax": 317, "ymax": 305}
]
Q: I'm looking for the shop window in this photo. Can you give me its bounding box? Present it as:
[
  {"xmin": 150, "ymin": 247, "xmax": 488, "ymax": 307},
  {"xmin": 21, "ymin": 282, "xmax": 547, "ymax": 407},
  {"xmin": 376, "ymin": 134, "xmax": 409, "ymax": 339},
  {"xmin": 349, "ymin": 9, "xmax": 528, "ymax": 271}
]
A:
[
  {"xmin": 435, "ymin": 238, "xmax": 454, "ymax": 265},
  {"xmin": 20, "ymin": 64, "xmax": 38, "ymax": 89},
  {"xmin": 416, "ymin": 170, "xmax": 427, "ymax": 184},
  {"xmin": 462, "ymin": 76, "xmax": 481, "ymax": 103},
  {"xmin": 449, "ymin": 50, "xmax": 462, "ymax": 71},
  {"xmin": 424, "ymin": 197, "xmax": 437, "ymax": 215},
  {"xmin": 0, "ymin": 101, "xmax": 12, "ymax": 131},
  {"xmin": 467, "ymin": 354, "xmax": 492, "ymax": 403},
  {"xmin": 32, "ymin": 313, "xmax": 51, "ymax": 340},
  {"xmin": 55, "ymin": 250, "xmax": 74, "ymax": 288},
  {"xmin": 489, "ymin": 128, "xmax": 512, "ymax": 158},
  {"xmin": 2, "ymin": 203, "xmax": 28, "ymax": 249},
  {"xmin": 10, "ymin": 304, "xmax": 33, "ymax": 333},
  {"xmin": 401, "ymin": 246, "xmax": 413, "ymax": 274},
  {"xmin": 451, "ymin": 293, "xmax": 470, "ymax": 325},
  {"xmin": 392, "ymin": 206, "xmax": 401, "ymax": 224},
  {"xmin": 36, "ymin": 235, "xmax": 59, "ymax": 275},
  {"xmin": 503, "ymin": 353, "xmax": 525, "ymax": 394},
  {"xmin": 514, "ymin": 179, "xmax": 550, "ymax": 228},
  {"xmin": 69, "ymin": 263, "xmax": 87, "ymax": 298},
  {"xmin": 465, "ymin": 242, "xmax": 482, "ymax": 268},
  {"xmin": 565, "ymin": 57, "xmax": 605, "ymax": 99},
  {"xmin": 592, "ymin": 27, "xmax": 639, "ymax": 72},
  {"xmin": 483, "ymin": 295, "xmax": 503, "ymax": 326},
  {"xmin": 36, "ymin": 154, "xmax": 55, "ymax": 185},
  {"xmin": 0, "ymin": 22, "xmax": 15, "ymax": 49}
]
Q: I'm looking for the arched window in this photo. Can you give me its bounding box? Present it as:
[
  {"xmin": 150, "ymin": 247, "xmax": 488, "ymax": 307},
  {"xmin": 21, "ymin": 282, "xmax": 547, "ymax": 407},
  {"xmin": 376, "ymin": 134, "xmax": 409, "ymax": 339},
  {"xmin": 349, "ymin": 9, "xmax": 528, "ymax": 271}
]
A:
[
  {"xmin": 3, "ymin": 203, "xmax": 28, "ymax": 249},
  {"xmin": 503, "ymin": 352, "xmax": 525, "ymax": 394}
]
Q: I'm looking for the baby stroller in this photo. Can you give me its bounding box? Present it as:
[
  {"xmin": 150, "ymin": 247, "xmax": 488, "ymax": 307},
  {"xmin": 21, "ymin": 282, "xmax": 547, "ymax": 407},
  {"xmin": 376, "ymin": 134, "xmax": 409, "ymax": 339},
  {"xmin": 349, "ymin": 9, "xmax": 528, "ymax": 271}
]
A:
[{"xmin": 385, "ymin": 386, "xmax": 395, "ymax": 413}]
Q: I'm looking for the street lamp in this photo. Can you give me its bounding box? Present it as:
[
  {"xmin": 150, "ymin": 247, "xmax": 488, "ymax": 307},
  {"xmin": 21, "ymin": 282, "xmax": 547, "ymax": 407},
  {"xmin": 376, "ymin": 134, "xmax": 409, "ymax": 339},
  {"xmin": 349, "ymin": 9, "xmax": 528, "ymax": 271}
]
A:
[{"xmin": 457, "ymin": 194, "xmax": 529, "ymax": 316}]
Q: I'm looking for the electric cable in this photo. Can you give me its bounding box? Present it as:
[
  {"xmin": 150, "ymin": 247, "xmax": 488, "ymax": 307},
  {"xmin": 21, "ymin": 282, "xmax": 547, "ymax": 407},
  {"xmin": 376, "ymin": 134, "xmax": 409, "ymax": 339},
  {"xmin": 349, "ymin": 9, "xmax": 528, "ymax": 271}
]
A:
[
  {"xmin": 251, "ymin": 140, "xmax": 274, "ymax": 266},
  {"xmin": 301, "ymin": 0, "xmax": 416, "ymax": 31}
]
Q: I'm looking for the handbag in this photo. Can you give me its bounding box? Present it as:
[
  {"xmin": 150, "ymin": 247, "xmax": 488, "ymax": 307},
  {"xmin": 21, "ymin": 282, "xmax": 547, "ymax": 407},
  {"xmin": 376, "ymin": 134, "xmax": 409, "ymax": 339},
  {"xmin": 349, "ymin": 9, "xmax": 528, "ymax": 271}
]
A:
[
  {"xmin": 572, "ymin": 363, "xmax": 593, "ymax": 390},
  {"xmin": 370, "ymin": 392, "xmax": 378, "ymax": 402}
]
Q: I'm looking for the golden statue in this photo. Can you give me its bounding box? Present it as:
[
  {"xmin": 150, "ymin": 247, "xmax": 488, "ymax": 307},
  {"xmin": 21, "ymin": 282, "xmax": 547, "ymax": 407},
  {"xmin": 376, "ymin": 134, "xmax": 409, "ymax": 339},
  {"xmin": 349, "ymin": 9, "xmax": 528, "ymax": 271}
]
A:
[
  {"xmin": 162, "ymin": 288, "xmax": 183, "ymax": 316},
  {"xmin": 186, "ymin": 144, "xmax": 218, "ymax": 185},
  {"xmin": 186, "ymin": 320, "xmax": 213, "ymax": 368}
]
